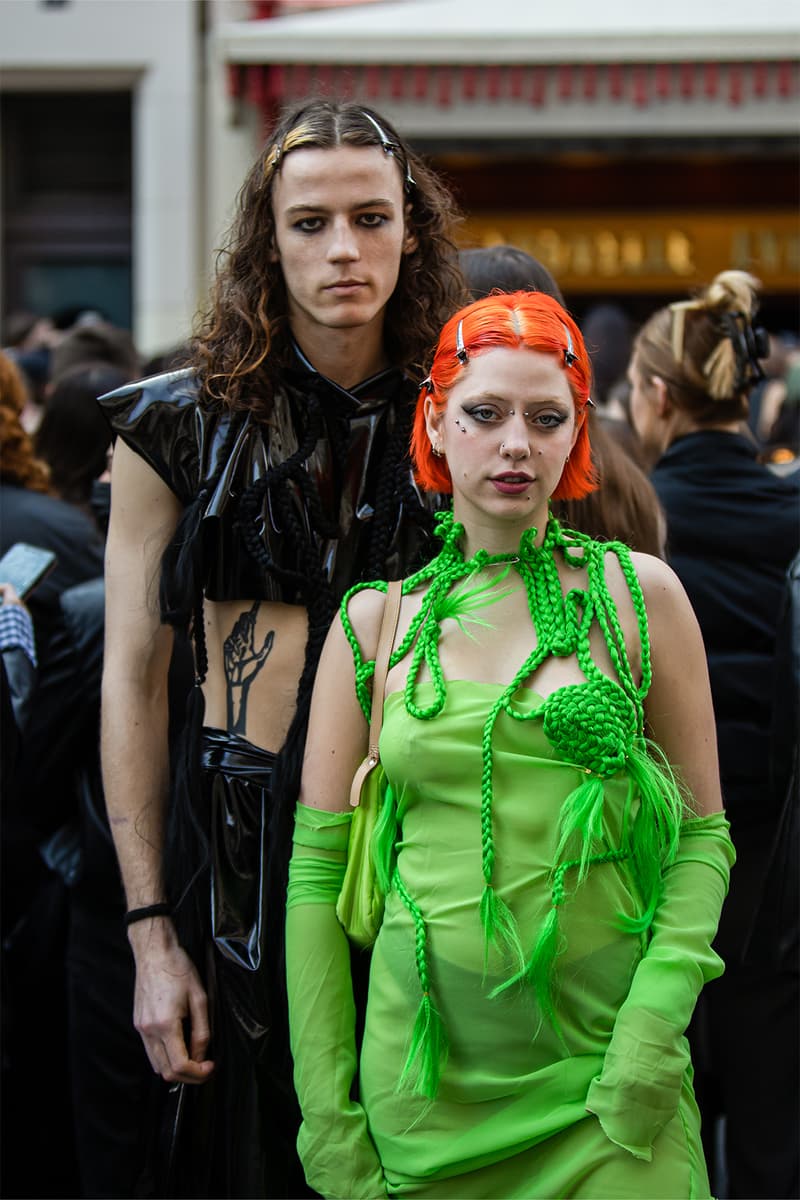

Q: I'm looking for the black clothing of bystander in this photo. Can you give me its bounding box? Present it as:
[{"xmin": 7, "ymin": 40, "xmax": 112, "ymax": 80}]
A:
[
  {"xmin": 0, "ymin": 484, "xmax": 104, "ymax": 1199},
  {"xmin": 651, "ymin": 428, "xmax": 800, "ymax": 1200}
]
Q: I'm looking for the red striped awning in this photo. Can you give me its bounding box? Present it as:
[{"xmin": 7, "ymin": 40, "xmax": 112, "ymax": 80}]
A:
[{"xmin": 227, "ymin": 60, "xmax": 798, "ymax": 125}]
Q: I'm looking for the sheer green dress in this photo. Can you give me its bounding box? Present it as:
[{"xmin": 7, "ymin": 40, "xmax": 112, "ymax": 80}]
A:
[
  {"xmin": 288, "ymin": 514, "xmax": 734, "ymax": 1199},
  {"xmin": 364, "ymin": 681, "xmax": 709, "ymax": 1197}
]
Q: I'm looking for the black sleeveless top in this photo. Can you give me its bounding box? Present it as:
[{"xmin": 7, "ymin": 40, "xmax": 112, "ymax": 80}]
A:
[{"xmin": 98, "ymin": 355, "xmax": 431, "ymax": 606}]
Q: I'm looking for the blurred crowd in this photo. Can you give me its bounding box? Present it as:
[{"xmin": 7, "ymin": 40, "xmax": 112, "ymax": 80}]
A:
[
  {"xmin": 0, "ymin": 310, "xmax": 190, "ymax": 1199},
  {"xmin": 0, "ymin": 257, "xmax": 797, "ymax": 1199}
]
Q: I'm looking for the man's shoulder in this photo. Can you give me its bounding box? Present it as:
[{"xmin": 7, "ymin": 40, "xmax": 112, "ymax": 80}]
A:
[
  {"xmin": 97, "ymin": 368, "xmax": 211, "ymax": 505},
  {"xmin": 98, "ymin": 365, "xmax": 200, "ymax": 415}
]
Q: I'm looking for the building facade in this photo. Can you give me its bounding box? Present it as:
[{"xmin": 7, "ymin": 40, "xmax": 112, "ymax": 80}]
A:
[{"xmin": 2, "ymin": 0, "xmax": 798, "ymax": 353}]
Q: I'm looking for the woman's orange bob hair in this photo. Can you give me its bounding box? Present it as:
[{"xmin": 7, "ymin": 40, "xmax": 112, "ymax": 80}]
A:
[{"xmin": 411, "ymin": 290, "xmax": 597, "ymax": 501}]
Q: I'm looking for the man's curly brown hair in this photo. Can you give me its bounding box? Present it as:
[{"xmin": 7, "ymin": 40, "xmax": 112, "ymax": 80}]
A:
[
  {"xmin": 193, "ymin": 100, "xmax": 467, "ymax": 413},
  {"xmin": 0, "ymin": 351, "xmax": 50, "ymax": 493}
]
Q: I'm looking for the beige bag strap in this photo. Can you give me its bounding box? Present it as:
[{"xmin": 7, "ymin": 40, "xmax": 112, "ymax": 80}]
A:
[{"xmin": 349, "ymin": 579, "xmax": 403, "ymax": 808}]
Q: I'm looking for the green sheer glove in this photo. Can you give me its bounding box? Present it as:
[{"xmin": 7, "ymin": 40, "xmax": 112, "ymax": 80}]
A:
[
  {"xmin": 586, "ymin": 811, "xmax": 736, "ymax": 1160},
  {"xmin": 286, "ymin": 803, "xmax": 388, "ymax": 1200}
]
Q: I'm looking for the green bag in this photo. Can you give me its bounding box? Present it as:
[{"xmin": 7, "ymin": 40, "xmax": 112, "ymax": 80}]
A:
[
  {"xmin": 336, "ymin": 581, "xmax": 402, "ymax": 948},
  {"xmin": 336, "ymin": 765, "xmax": 387, "ymax": 948}
]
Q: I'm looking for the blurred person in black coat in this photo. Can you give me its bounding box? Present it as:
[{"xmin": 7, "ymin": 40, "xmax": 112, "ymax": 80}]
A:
[
  {"xmin": 0, "ymin": 350, "xmax": 102, "ymax": 1198},
  {"xmin": 628, "ymin": 270, "xmax": 800, "ymax": 1200},
  {"xmin": 0, "ymin": 348, "xmax": 175, "ymax": 1198}
]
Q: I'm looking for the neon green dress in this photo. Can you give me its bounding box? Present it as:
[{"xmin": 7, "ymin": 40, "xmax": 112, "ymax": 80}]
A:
[
  {"xmin": 345, "ymin": 513, "xmax": 724, "ymax": 1200},
  {"xmin": 363, "ymin": 681, "xmax": 708, "ymax": 1197},
  {"xmin": 287, "ymin": 512, "xmax": 734, "ymax": 1199}
]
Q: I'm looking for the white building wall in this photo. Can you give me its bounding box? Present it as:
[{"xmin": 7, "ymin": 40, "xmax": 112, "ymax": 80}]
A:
[
  {"xmin": 2, "ymin": 0, "xmax": 797, "ymax": 346},
  {"xmin": 204, "ymin": 0, "xmax": 263, "ymax": 293},
  {"xmin": 0, "ymin": 0, "xmax": 201, "ymax": 355}
]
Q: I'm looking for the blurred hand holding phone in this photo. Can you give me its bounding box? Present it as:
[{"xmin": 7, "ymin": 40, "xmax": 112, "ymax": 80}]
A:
[{"xmin": 0, "ymin": 543, "xmax": 57, "ymax": 604}]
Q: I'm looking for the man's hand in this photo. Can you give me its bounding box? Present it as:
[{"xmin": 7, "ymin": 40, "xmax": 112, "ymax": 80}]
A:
[{"xmin": 128, "ymin": 919, "xmax": 215, "ymax": 1085}]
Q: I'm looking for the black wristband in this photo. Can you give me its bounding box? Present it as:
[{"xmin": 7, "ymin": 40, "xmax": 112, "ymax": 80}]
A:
[{"xmin": 125, "ymin": 903, "xmax": 172, "ymax": 928}]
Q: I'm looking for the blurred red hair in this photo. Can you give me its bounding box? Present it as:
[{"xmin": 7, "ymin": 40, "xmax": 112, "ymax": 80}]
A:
[
  {"xmin": 411, "ymin": 291, "xmax": 597, "ymax": 500},
  {"xmin": 0, "ymin": 351, "xmax": 50, "ymax": 493}
]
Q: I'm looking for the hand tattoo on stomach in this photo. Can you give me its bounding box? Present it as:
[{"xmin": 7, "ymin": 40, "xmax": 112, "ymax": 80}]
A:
[{"xmin": 223, "ymin": 602, "xmax": 275, "ymax": 735}]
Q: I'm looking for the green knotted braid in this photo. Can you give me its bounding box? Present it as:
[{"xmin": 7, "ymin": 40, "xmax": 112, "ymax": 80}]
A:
[{"xmin": 341, "ymin": 509, "xmax": 685, "ymax": 1094}]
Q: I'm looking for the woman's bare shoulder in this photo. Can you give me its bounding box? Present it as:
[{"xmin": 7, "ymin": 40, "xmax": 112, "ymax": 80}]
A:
[
  {"xmin": 627, "ymin": 551, "xmax": 704, "ymax": 657},
  {"xmin": 629, "ymin": 551, "xmax": 689, "ymax": 606},
  {"xmin": 343, "ymin": 584, "xmax": 392, "ymax": 663}
]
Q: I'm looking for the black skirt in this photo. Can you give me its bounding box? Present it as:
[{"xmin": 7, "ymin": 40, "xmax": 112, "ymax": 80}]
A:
[{"xmin": 153, "ymin": 727, "xmax": 312, "ymax": 1200}]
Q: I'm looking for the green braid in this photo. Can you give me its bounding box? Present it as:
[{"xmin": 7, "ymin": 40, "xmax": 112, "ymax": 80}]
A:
[
  {"xmin": 340, "ymin": 509, "xmax": 685, "ymax": 1096},
  {"xmin": 393, "ymin": 866, "xmax": 448, "ymax": 1098}
]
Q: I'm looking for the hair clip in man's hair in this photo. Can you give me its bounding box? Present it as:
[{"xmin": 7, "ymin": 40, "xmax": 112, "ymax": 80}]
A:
[
  {"xmin": 455, "ymin": 320, "xmax": 469, "ymax": 365},
  {"xmin": 422, "ymin": 376, "xmax": 435, "ymax": 393},
  {"xmin": 586, "ymin": 396, "xmax": 596, "ymax": 408},
  {"xmin": 361, "ymin": 110, "xmax": 415, "ymax": 189},
  {"xmin": 562, "ymin": 323, "xmax": 577, "ymax": 367},
  {"xmin": 264, "ymin": 142, "xmax": 282, "ymax": 177}
]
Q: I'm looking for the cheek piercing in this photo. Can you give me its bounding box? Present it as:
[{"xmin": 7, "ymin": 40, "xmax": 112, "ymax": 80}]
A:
[{"xmin": 454, "ymin": 419, "xmax": 467, "ymax": 433}]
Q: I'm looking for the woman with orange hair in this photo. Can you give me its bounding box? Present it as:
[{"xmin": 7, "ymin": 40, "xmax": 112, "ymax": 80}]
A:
[{"xmin": 286, "ymin": 291, "xmax": 733, "ymax": 1198}]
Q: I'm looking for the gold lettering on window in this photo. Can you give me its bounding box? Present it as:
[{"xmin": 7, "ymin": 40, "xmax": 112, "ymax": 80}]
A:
[{"xmin": 665, "ymin": 232, "xmax": 695, "ymax": 276}]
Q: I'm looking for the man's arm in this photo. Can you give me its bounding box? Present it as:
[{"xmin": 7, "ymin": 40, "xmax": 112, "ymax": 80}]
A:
[{"xmin": 102, "ymin": 440, "xmax": 213, "ymax": 1085}]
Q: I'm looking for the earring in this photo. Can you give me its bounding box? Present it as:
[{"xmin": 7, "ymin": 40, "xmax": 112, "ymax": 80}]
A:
[{"xmin": 432, "ymin": 442, "xmax": 444, "ymax": 458}]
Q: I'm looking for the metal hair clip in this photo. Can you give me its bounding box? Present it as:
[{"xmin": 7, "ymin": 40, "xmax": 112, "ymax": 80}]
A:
[
  {"xmin": 586, "ymin": 396, "xmax": 596, "ymax": 408},
  {"xmin": 264, "ymin": 142, "xmax": 282, "ymax": 177},
  {"xmin": 562, "ymin": 323, "xmax": 577, "ymax": 368},
  {"xmin": 422, "ymin": 376, "xmax": 435, "ymax": 393},
  {"xmin": 361, "ymin": 110, "xmax": 415, "ymax": 188},
  {"xmin": 455, "ymin": 320, "xmax": 469, "ymax": 365}
]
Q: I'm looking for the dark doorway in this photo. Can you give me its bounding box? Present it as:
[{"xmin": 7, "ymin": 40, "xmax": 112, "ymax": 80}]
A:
[{"xmin": 1, "ymin": 91, "xmax": 133, "ymax": 336}]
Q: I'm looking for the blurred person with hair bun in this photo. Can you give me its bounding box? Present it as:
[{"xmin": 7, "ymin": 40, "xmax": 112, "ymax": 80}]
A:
[{"xmin": 629, "ymin": 269, "xmax": 800, "ymax": 1200}]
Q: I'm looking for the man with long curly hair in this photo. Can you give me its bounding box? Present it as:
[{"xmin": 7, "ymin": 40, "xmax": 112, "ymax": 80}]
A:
[{"xmin": 98, "ymin": 100, "xmax": 466, "ymax": 1197}]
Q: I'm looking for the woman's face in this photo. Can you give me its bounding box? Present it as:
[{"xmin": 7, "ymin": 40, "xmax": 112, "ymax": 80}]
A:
[
  {"xmin": 426, "ymin": 345, "xmax": 578, "ymax": 548},
  {"xmin": 628, "ymin": 352, "xmax": 663, "ymax": 458}
]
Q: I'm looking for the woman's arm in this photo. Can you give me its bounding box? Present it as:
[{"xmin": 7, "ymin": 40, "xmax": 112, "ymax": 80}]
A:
[
  {"xmin": 299, "ymin": 588, "xmax": 385, "ymax": 813},
  {"xmin": 287, "ymin": 590, "xmax": 389, "ymax": 1200},
  {"xmin": 634, "ymin": 551, "xmax": 723, "ymax": 815},
  {"xmin": 585, "ymin": 552, "xmax": 733, "ymax": 1158}
]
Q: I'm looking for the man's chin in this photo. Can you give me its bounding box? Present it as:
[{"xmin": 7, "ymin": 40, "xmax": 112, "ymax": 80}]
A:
[{"xmin": 319, "ymin": 307, "xmax": 383, "ymax": 332}]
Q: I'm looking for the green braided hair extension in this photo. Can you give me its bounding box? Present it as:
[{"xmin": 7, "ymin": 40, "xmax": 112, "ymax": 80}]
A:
[
  {"xmin": 619, "ymin": 738, "xmax": 684, "ymax": 934},
  {"xmin": 341, "ymin": 513, "xmax": 514, "ymax": 722},
  {"xmin": 393, "ymin": 866, "xmax": 449, "ymax": 1098},
  {"xmin": 373, "ymin": 776, "xmax": 399, "ymax": 896},
  {"xmin": 341, "ymin": 508, "xmax": 686, "ymax": 1091},
  {"xmin": 491, "ymin": 845, "xmax": 631, "ymax": 1037}
]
